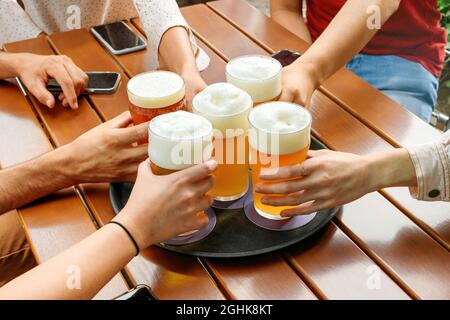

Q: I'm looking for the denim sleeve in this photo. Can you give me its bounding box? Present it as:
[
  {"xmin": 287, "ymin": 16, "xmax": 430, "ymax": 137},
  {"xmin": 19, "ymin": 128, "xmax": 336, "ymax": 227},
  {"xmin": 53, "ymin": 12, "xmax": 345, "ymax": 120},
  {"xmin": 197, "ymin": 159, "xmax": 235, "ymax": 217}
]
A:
[{"xmin": 406, "ymin": 130, "xmax": 450, "ymax": 201}]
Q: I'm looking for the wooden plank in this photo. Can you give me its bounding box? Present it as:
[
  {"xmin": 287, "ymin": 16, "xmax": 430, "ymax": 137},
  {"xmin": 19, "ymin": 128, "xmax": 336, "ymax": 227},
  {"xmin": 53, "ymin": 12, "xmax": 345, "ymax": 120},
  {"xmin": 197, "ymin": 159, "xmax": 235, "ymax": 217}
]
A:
[
  {"xmin": 0, "ymin": 80, "xmax": 51, "ymax": 167},
  {"xmin": 2, "ymin": 39, "xmax": 129, "ymax": 300},
  {"xmin": 202, "ymin": 0, "xmax": 450, "ymax": 249},
  {"xmin": 131, "ymin": 16, "xmax": 409, "ymax": 300},
  {"xmin": 286, "ymin": 223, "xmax": 409, "ymax": 300},
  {"xmin": 207, "ymin": 0, "xmax": 441, "ymax": 146},
  {"xmin": 335, "ymin": 192, "xmax": 450, "ymax": 299},
  {"xmin": 181, "ymin": 4, "xmax": 450, "ymax": 299},
  {"xmin": 42, "ymin": 30, "xmax": 226, "ymax": 300}
]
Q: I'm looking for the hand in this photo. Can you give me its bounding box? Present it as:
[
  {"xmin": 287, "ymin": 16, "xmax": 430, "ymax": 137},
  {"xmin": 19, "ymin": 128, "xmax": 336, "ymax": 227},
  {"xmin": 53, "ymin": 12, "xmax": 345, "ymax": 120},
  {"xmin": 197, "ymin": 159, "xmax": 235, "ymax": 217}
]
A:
[
  {"xmin": 60, "ymin": 111, "xmax": 148, "ymax": 184},
  {"xmin": 182, "ymin": 71, "xmax": 207, "ymax": 111},
  {"xmin": 18, "ymin": 53, "xmax": 88, "ymax": 109},
  {"xmin": 255, "ymin": 150, "xmax": 373, "ymax": 217},
  {"xmin": 279, "ymin": 62, "xmax": 321, "ymax": 107},
  {"xmin": 114, "ymin": 159, "xmax": 217, "ymax": 248}
]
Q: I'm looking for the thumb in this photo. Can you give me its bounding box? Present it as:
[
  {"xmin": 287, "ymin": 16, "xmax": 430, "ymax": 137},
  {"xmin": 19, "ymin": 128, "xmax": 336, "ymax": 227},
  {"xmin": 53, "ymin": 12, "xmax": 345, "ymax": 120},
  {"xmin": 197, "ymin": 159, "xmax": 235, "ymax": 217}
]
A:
[
  {"xmin": 104, "ymin": 111, "xmax": 134, "ymax": 129},
  {"xmin": 29, "ymin": 80, "xmax": 55, "ymax": 109}
]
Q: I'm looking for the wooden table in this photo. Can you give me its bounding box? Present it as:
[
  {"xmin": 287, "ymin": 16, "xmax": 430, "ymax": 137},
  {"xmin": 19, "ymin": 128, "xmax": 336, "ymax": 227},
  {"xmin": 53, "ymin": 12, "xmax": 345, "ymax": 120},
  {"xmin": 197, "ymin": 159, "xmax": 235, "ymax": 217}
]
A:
[{"xmin": 1, "ymin": 0, "xmax": 449, "ymax": 300}]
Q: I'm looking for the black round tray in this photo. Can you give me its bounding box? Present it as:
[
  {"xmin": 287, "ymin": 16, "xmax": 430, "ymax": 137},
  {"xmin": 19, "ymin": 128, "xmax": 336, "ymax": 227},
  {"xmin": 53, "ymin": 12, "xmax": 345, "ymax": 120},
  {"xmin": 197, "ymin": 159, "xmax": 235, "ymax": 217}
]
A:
[{"xmin": 109, "ymin": 138, "xmax": 339, "ymax": 258}]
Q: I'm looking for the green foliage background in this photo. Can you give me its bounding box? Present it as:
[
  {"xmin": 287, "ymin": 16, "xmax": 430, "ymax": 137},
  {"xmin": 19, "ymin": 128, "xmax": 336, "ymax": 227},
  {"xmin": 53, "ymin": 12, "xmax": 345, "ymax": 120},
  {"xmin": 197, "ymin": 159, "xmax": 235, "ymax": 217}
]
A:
[{"xmin": 439, "ymin": 0, "xmax": 450, "ymax": 81}]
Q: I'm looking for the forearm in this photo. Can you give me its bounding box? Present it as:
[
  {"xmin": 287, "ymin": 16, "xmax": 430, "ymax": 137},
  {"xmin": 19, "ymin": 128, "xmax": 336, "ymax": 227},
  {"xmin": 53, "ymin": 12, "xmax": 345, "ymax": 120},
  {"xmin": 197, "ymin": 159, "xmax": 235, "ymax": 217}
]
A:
[
  {"xmin": 271, "ymin": 0, "xmax": 312, "ymax": 43},
  {"xmin": 0, "ymin": 53, "xmax": 24, "ymax": 79},
  {"xmin": 366, "ymin": 148, "xmax": 417, "ymax": 192},
  {"xmin": 294, "ymin": 0, "xmax": 400, "ymax": 84},
  {"xmin": 0, "ymin": 223, "xmax": 135, "ymax": 299},
  {"xmin": 159, "ymin": 26, "xmax": 200, "ymax": 77},
  {"xmin": 0, "ymin": 146, "xmax": 76, "ymax": 214}
]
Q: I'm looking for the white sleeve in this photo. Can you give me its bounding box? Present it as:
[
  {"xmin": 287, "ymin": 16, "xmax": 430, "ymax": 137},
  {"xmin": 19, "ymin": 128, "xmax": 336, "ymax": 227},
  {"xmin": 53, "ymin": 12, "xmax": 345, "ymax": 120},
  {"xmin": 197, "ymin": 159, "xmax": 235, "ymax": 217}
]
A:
[
  {"xmin": 0, "ymin": 0, "xmax": 42, "ymax": 49},
  {"xmin": 133, "ymin": 0, "xmax": 207, "ymax": 70},
  {"xmin": 406, "ymin": 130, "xmax": 450, "ymax": 201}
]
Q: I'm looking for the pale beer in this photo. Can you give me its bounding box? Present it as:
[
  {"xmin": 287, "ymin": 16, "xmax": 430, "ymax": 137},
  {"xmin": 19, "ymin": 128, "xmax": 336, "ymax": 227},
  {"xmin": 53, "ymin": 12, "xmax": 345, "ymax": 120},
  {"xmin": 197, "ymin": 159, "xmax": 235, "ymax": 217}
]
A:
[
  {"xmin": 193, "ymin": 83, "xmax": 252, "ymax": 201},
  {"xmin": 248, "ymin": 102, "xmax": 312, "ymax": 220},
  {"xmin": 226, "ymin": 55, "xmax": 282, "ymax": 105},
  {"xmin": 148, "ymin": 111, "xmax": 213, "ymax": 234}
]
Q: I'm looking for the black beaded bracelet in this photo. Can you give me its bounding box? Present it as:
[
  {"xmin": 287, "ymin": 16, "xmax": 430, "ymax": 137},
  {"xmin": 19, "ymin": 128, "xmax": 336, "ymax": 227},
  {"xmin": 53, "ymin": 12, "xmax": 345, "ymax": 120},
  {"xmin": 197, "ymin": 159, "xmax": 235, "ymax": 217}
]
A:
[{"xmin": 108, "ymin": 221, "xmax": 140, "ymax": 256}]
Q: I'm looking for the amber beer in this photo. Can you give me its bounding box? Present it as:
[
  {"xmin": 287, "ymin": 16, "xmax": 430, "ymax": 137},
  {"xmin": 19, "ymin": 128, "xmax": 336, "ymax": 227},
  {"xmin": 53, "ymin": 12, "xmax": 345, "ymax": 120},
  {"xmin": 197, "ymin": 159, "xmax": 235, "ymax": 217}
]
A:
[
  {"xmin": 149, "ymin": 111, "xmax": 213, "ymax": 235},
  {"xmin": 249, "ymin": 102, "xmax": 312, "ymax": 220},
  {"xmin": 127, "ymin": 71, "xmax": 186, "ymax": 125},
  {"xmin": 193, "ymin": 83, "xmax": 252, "ymax": 201},
  {"xmin": 226, "ymin": 55, "xmax": 282, "ymax": 105}
]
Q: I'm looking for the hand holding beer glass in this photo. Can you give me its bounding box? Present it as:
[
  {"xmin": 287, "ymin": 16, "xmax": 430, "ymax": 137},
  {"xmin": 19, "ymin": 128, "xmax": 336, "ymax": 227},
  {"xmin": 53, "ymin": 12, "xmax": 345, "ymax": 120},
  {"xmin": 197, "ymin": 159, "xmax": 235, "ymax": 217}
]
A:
[
  {"xmin": 193, "ymin": 83, "xmax": 252, "ymax": 202},
  {"xmin": 148, "ymin": 111, "xmax": 215, "ymax": 243},
  {"xmin": 249, "ymin": 102, "xmax": 312, "ymax": 220},
  {"xmin": 226, "ymin": 55, "xmax": 282, "ymax": 105}
]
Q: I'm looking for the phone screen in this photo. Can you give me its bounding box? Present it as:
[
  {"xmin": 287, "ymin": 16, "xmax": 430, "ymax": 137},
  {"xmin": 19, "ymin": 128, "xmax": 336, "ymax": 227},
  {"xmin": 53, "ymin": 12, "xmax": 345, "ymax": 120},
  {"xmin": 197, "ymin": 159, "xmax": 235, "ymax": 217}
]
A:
[
  {"xmin": 47, "ymin": 72, "xmax": 120, "ymax": 94},
  {"xmin": 271, "ymin": 49, "xmax": 301, "ymax": 67},
  {"xmin": 92, "ymin": 22, "xmax": 145, "ymax": 51}
]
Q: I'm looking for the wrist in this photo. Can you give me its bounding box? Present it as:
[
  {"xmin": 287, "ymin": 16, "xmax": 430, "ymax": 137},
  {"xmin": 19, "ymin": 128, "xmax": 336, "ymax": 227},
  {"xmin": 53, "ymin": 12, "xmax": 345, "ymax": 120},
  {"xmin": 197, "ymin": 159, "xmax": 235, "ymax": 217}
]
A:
[
  {"xmin": 365, "ymin": 149, "xmax": 417, "ymax": 191},
  {"xmin": 0, "ymin": 53, "xmax": 25, "ymax": 78},
  {"xmin": 114, "ymin": 207, "xmax": 155, "ymax": 250},
  {"xmin": 46, "ymin": 145, "xmax": 82, "ymax": 187},
  {"xmin": 293, "ymin": 59, "xmax": 324, "ymax": 89}
]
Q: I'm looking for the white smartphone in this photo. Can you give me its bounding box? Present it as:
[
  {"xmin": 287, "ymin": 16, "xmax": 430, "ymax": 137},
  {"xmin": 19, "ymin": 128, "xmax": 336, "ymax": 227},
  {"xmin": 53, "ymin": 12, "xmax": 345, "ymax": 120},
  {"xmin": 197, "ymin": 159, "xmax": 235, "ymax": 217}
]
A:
[
  {"xmin": 47, "ymin": 71, "xmax": 121, "ymax": 94},
  {"xmin": 90, "ymin": 21, "xmax": 147, "ymax": 55}
]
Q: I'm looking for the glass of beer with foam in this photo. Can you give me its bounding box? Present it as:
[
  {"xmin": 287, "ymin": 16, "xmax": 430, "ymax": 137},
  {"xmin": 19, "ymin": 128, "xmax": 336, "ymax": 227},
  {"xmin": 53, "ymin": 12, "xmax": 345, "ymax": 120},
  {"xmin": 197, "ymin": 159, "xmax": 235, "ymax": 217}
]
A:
[
  {"xmin": 226, "ymin": 55, "xmax": 282, "ymax": 105},
  {"xmin": 249, "ymin": 102, "xmax": 312, "ymax": 220},
  {"xmin": 149, "ymin": 111, "xmax": 213, "ymax": 236},
  {"xmin": 193, "ymin": 83, "xmax": 252, "ymax": 201},
  {"xmin": 127, "ymin": 71, "xmax": 186, "ymax": 125}
]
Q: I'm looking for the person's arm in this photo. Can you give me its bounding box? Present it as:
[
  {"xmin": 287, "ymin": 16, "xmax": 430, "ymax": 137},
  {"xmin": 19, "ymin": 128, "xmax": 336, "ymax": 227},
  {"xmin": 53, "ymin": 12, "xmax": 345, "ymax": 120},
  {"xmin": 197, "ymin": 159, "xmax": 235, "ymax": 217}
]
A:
[
  {"xmin": 255, "ymin": 148, "xmax": 417, "ymax": 217},
  {"xmin": 0, "ymin": 159, "xmax": 217, "ymax": 299},
  {"xmin": 0, "ymin": 0, "xmax": 42, "ymax": 49},
  {"xmin": 133, "ymin": 0, "xmax": 207, "ymax": 108},
  {"xmin": 0, "ymin": 52, "xmax": 88, "ymax": 109},
  {"xmin": 280, "ymin": 0, "xmax": 401, "ymax": 105},
  {"xmin": 270, "ymin": 0, "xmax": 312, "ymax": 43},
  {"xmin": 0, "ymin": 111, "xmax": 148, "ymax": 215}
]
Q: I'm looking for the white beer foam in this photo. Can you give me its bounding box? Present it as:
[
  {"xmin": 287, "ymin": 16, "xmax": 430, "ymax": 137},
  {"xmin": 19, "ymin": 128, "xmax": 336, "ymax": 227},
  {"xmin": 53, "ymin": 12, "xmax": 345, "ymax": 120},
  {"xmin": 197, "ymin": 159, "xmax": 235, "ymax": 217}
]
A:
[
  {"xmin": 248, "ymin": 102, "xmax": 311, "ymax": 155},
  {"xmin": 226, "ymin": 55, "xmax": 282, "ymax": 103},
  {"xmin": 193, "ymin": 83, "xmax": 252, "ymax": 136},
  {"xmin": 149, "ymin": 111, "xmax": 213, "ymax": 170},
  {"xmin": 127, "ymin": 71, "xmax": 185, "ymax": 109}
]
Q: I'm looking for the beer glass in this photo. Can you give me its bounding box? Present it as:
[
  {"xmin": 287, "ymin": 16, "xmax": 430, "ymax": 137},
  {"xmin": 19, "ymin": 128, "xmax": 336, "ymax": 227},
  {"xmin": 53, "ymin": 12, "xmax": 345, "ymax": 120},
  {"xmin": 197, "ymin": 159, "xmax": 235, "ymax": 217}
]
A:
[
  {"xmin": 127, "ymin": 71, "xmax": 186, "ymax": 125},
  {"xmin": 226, "ymin": 55, "xmax": 282, "ymax": 105},
  {"xmin": 248, "ymin": 102, "xmax": 312, "ymax": 220},
  {"xmin": 193, "ymin": 83, "xmax": 252, "ymax": 201},
  {"xmin": 149, "ymin": 111, "xmax": 213, "ymax": 236}
]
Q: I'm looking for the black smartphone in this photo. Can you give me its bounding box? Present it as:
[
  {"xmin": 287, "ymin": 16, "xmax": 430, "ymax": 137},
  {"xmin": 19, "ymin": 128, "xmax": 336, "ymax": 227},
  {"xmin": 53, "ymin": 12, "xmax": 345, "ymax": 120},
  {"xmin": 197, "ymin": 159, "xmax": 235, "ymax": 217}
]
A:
[
  {"xmin": 271, "ymin": 49, "xmax": 302, "ymax": 67},
  {"xmin": 91, "ymin": 21, "xmax": 147, "ymax": 55},
  {"xmin": 47, "ymin": 71, "xmax": 121, "ymax": 94},
  {"xmin": 113, "ymin": 285, "xmax": 157, "ymax": 301}
]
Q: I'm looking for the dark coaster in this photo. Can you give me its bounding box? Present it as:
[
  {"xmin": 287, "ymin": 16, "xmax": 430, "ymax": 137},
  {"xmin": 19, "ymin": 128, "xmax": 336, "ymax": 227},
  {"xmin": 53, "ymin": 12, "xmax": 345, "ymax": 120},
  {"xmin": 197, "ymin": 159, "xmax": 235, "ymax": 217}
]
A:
[
  {"xmin": 244, "ymin": 193, "xmax": 316, "ymax": 231},
  {"xmin": 162, "ymin": 208, "xmax": 216, "ymax": 246}
]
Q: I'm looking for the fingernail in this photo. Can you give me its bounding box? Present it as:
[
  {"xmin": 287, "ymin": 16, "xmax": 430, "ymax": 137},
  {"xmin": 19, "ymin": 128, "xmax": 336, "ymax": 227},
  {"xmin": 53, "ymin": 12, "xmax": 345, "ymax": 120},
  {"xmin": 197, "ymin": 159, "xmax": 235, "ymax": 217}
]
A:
[
  {"xmin": 205, "ymin": 160, "xmax": 217, "ymax": 170},
  {"xmin": 46, "ymin": 100, "xmax": 53, "ymax": 108},
  {"xmin": 73, "ymin": 102, "xmax": 79, "ymax": 109}
]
